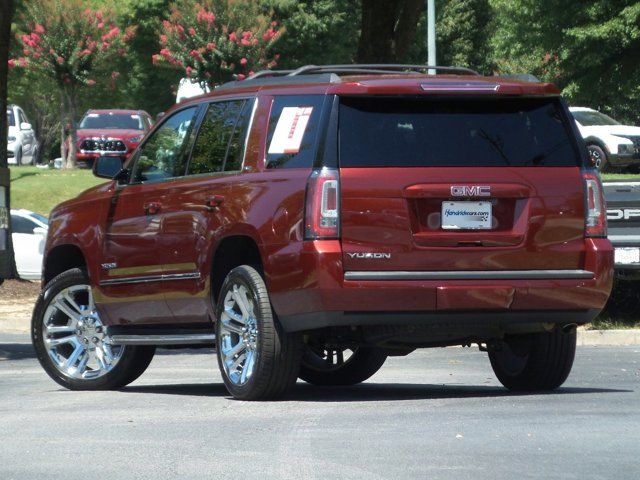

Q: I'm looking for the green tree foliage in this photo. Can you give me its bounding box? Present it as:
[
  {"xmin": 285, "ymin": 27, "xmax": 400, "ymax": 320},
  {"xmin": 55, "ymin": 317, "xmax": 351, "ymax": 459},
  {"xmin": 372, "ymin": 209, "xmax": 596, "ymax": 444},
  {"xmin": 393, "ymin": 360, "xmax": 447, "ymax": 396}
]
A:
[
  {"xmin": 491, "ymin": 0, "xmax": 640, "ymax": 124},
  {"xmin": 263, "ymin": 0, "xmax": 360, "ymax": 68}
]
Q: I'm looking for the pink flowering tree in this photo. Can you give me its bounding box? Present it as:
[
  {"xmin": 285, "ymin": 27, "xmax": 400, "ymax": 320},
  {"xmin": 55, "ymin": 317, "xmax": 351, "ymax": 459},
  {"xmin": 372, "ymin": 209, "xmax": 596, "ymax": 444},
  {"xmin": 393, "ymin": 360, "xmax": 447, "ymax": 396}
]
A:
[
  {"xmin": 153, "ymin": 0, "xmax": 282, "ymax": 88},
  {"xmin": 10, "ymin": 0, "xmax": 134, "ymax": 168}
]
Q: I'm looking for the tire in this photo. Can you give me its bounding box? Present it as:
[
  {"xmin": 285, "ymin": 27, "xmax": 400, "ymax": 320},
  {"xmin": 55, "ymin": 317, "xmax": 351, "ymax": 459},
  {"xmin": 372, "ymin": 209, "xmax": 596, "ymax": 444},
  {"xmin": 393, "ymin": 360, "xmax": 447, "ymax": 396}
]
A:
[
  {"xmin": 215, "ymin": 265, "xmax": 302, "ymax": 400},
  {"xmin": 299, "ymin": 344, "xmax": 387, "ymax": 386},
  {"xmin": 488, "ymin": 329, "xmax": 576, "ymax": 391},
  {"xmin": 587, "ymin": 144, "xmax": 609, "ymax": 172},
  {"xmin": 32, "ymin": 268, "xmax": 155, "ymax": 390}
]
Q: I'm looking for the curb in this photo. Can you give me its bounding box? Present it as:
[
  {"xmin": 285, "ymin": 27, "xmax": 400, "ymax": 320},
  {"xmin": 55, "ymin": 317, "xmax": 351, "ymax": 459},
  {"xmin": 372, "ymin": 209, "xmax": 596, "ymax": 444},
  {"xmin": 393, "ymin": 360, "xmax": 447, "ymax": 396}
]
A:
[{"xmin": 1, "ymin": 316, "xmax": 639, "ymax": 345}]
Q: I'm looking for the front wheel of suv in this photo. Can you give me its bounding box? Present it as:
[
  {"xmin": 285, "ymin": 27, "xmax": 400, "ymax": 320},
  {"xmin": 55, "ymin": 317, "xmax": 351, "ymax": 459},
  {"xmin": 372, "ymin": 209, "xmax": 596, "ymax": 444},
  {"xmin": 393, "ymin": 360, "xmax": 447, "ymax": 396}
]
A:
[
  {"xmin": 299, "ymin": 344, "xmax": 387, "ymax": 386},
  {"xmin": 32, "ymin": 268, "xmax": 156, "ymax": 390},
  {"xmin": 215, "ymin": 265, "xmax": 302, "ymax": 400},
  {"xmin": 488, "ymin": 329, "xmax": 576, "ymax": 391}
]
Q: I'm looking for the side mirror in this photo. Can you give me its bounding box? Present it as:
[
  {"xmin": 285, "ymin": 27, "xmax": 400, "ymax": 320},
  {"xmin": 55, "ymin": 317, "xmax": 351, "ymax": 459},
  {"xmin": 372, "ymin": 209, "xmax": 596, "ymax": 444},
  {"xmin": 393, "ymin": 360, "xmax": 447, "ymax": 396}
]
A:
[
  {"xmin": 20, "ymin": 122, "xmax": 32, "ymax": 131},
  {"xmin": 93, "ymin": 156, "xmax": 126, "ymax": 180},
  {"xmin": 33, "ymin": 226, "xmax": 47, "ymax": 236}
]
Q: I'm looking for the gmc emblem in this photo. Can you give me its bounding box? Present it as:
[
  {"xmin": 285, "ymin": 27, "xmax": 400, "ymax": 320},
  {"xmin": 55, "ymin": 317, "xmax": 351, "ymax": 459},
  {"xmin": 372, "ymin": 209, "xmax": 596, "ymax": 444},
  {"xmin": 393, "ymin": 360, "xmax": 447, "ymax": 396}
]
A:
[
  {"xmin": 607, "ymin": 208, "xmax": 640, "ymax": 221},
  {"xmin": 451, "ymin": 185, "xmax": 491, "ymax": 197}
]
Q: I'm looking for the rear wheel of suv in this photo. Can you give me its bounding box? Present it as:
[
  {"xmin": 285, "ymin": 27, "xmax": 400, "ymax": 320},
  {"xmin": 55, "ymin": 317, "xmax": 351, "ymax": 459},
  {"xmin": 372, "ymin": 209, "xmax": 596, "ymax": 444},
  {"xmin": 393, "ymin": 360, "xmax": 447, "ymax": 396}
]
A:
[
  {"xmin": 299, "ymin": 344, "xmax": 387, "ymax": 386},
  {"xmin": 32, "ymin": 268, "xmax": 156, "ymax": 390},
  {"xmin": 215, "ymin": 265, "xmax": 302, "ymax": 400},
  {"xmin": 488, "ymin": 329, "xmax": 576, "ymax": 391}
]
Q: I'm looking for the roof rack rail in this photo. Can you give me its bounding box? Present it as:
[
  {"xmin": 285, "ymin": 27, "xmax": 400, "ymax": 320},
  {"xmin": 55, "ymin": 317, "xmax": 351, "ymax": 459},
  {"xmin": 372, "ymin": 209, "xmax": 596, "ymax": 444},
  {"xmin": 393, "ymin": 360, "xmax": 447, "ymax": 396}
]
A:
[{"xmin": 285, "ymin": 64, "xmax": 481, "ymax": 76}]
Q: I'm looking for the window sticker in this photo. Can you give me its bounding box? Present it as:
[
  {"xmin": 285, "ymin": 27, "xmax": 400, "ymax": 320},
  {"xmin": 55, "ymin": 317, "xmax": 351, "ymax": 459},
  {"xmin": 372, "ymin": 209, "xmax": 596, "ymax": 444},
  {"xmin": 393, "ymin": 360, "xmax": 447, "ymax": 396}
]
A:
[{"xmin": 268, "ymin": 106, "xmax": 314, "ymax": 154}]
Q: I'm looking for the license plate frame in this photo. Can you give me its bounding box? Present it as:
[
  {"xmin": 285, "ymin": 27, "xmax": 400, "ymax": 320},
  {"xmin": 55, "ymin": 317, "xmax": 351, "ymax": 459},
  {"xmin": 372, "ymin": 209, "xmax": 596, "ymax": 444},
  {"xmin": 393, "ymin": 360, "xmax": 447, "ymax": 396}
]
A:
[
  {"xmin": 441, "ymin": 201, "xmax": 492, "ymax": 230},
  {"xmin": 614, "ymin": 247, "xmax": 640, "ymax": 265}
]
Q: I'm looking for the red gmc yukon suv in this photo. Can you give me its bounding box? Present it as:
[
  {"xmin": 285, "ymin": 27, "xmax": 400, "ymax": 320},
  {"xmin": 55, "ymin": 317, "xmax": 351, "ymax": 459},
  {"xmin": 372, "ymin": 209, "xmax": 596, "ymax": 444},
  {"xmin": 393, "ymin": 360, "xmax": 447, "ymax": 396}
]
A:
[{"xmin": 32, "ymin": 65, "xmax": 613, "ymax": 400}]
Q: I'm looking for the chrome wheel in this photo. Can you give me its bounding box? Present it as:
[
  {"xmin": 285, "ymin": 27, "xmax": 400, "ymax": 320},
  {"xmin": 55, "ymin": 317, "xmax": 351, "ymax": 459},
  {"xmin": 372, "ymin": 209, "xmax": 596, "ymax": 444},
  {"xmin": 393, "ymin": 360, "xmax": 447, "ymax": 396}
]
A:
[
  {"xmin": 218, "ymin": 283, "xmax": 258, "ymax": 386},
  {"xmin": 42, "ymin": 284, "xmax": 123, "ymax": 380}
]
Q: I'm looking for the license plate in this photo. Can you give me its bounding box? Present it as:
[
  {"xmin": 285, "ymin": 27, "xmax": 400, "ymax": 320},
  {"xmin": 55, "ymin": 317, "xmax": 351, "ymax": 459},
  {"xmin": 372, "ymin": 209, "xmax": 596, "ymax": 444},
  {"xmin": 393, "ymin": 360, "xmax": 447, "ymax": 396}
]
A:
[
  {"xmin": 442, "ymin": 201, "xmax": 492, "ymax": 230},
  {"xmin": 614, "ymin": 247, "xmax": 640, "ymax": 265}
]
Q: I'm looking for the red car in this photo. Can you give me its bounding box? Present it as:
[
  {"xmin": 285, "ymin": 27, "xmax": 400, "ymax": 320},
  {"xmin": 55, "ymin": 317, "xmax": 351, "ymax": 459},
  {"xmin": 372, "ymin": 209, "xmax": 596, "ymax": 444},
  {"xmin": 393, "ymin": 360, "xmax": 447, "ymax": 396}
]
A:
[
  {"xmin": 32, "ymin": 65, "xmax": 613, "ymax": 400},
  {"xmin": 75, "ymin": 109, "xmax": 153, "ymax": 166}
]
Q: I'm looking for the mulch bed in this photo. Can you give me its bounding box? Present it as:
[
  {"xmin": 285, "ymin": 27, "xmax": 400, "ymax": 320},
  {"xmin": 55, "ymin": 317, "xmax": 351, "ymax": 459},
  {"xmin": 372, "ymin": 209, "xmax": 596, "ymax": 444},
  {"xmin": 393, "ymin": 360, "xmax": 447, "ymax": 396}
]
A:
[{"xmin": 0, "ymin": 279, "xmax": 41, "ymax": 300}]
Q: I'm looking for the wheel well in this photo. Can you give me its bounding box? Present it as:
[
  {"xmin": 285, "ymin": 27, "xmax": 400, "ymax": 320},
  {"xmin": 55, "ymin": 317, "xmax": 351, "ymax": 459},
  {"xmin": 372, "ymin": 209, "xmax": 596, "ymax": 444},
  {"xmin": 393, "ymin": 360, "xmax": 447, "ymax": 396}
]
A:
[
  {"xmin": 43, "ymin": 245, "xmax": 87, "ymax": 284},
  {"xmin": 210, "ymin": 236, "xmax": 263, "ymax": 304},
  {"xmin": 584, "ymin": 139, "xmax": 609, "ymax": 155}
]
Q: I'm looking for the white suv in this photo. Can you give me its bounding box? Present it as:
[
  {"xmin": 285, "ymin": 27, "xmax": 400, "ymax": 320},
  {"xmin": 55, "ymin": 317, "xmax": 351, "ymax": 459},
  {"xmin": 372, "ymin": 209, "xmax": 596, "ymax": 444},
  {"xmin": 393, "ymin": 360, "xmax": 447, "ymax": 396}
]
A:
[
  {"xmin": 7, "ymin": 104, "xmax": 37, "ymax": 166},
  {"xmin": 569, "ymin": 107, "xmax": 640, "ymax": 171}
]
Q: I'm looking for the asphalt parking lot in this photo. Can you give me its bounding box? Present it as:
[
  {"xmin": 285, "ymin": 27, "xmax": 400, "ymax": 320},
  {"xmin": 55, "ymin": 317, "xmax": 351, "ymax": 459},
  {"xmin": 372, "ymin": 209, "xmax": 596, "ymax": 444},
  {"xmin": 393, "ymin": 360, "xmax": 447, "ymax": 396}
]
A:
[{"xmin": 0, "ymin": 333, "xmax": 638, "ymax": 480}]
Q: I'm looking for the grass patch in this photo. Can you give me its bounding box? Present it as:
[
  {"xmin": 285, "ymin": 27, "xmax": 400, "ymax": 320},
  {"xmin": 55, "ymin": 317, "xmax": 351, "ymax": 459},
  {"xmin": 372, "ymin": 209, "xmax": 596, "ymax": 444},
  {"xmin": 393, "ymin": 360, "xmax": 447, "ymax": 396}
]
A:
[
  {"xmin": 9, "ymin": 166, "xmax": 106, "ymax": 216},
  {"xmin": 601, "ymin": 172, "xmax": 640, "ymax": 181}
]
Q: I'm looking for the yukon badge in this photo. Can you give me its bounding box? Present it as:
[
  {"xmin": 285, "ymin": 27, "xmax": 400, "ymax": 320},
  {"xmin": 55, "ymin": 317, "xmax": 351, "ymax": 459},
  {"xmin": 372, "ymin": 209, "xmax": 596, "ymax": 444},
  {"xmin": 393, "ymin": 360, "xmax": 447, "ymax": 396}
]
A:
[
  {"xmin": 347, "ymin": 253, "xmax": 392, "ymax": 259},
  {"xmin": 451, "ymin": 185, "xmax": 491, "ymax": 197}
]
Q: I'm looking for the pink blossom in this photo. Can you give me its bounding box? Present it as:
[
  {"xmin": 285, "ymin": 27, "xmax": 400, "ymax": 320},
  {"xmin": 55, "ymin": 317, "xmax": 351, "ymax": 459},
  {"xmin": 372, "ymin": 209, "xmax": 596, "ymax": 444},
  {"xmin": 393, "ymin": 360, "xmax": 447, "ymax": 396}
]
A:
[
  {"xmin": 18, "ymin": 58, "xmax": 28, "ymax": 68},
  {"xmin": 160, "ymin": 48, "xmax": 171, "ymax": 58},
  {"xmin": 159, "ymin": 34, "xmax": 168, "ymax": 45},
  {"xmin": 57, "ymin": 56, "xmax": 64, "ymax": 64},
  {"xmin": 240, "ymin": 39, "xmax": 250, "ymax": 46},
  {"xmin": 96, "ymin": 10, "xmax": 103, "ymax": 21},
  {"xmin": 111, "ymin": 71, "xmax": 120, "ymax": 79},
  {"xmin": 271, "ymin": 21, "xmax": 277, "ymax": 27},
  {"xmin": 251, "ymin": 38, "xmax": 258, "ymax": 45},
  {"xmin": 101, "ymin": 41, "xmax": 109, "ymax": 51},
  {"xmin": 240, "ymin": 57, "xmax": 247, "ymax": 66},
  {"xmin": 188, "ymin": 27, "xmax": 196, "ymax": 36},
  {"xmin": 152, "ymin": 54, "xmax": 160, "ymax": 65},
  {"xmin": 229, "ymin": 32, "xmax": 237, "ymax": 42},
  {"xmin": 186, "ymin": 66, "xmax": 193, "ymax": 76},
  {"xmin": 189, "ymin": 49, "xmax": 201, "ymax": 60},
  {"xmin": 242, "ymin": 31, "xmax": 252, "ymax": 39},
  {"xmin": 97, "ymin": 22, "xmax": 104, "ymax": 29},
  {"xmin": 237, "ymin": 74, "xmax": 246, "ymax": 80},
  {"xmin": 8, "ymin": 59, "xmax": 16, "ymax": 69},
  {"xmin": 206, "ymin": 42, "xmax": 216, "ymax": 51},
  {"xmin": 177, "ymin": 25, "xmax": 185, "ymax": 34},
  {"xmin": 34, "ymin": 24, "xmax": 45, "ymax": 34},
  {"xmin": 87, "ymin": 79, "xmax": 96, "ymax": 86}
]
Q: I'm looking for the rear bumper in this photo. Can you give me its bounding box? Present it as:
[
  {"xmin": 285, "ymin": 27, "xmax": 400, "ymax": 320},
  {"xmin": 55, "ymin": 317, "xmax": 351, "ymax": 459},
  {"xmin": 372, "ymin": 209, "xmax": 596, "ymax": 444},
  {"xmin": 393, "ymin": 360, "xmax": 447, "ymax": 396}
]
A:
[{"xmin": 267, "ymin": 238, "xmax": 614, "ymax": 332}]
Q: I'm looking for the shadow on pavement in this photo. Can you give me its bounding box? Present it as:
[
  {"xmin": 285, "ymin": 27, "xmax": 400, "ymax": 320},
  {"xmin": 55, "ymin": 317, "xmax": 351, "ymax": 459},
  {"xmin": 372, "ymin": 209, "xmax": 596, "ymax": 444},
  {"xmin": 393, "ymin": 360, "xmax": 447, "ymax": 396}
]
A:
[
  {"xmin": 122, "ymin": 382, "xmax": 633, "ymax": 402},
  {"xmin": 0, "ymin": 343, "xmax": 35, "ymax": 361}
]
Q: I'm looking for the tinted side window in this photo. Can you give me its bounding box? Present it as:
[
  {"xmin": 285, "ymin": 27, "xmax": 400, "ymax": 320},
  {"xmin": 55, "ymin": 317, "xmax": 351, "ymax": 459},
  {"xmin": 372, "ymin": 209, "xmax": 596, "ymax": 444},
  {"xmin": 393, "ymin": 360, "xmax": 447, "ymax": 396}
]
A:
[
  {"xmin": 265, "ymin": 95, "xmax": 325, "ymax": 169},
  {"xmin": 188, "ymin": 100, "xmax": 245, "ymax": 175},
  {"xmin": 11, "ymin": 215, "xmax": 36, "ymax": 234},
  {"xmin": 224, "ymin": 100, "xmax": 254, "ymax": 172},
  {"xmin": 131, "ymin": 107, "xmax": 198, "ymax": 183}
]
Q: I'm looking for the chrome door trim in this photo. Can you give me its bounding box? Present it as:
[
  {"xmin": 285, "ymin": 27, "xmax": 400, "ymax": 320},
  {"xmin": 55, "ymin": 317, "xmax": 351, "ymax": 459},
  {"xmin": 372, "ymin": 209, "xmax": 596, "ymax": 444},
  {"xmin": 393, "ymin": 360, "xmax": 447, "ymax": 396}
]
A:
[
  {"xmin": 344, "ymin": 270, "xmax": 595, "ymax": 281},
  {"xmin": 99, "ymin": 272, "xmax": 201, "ymax": 286}
]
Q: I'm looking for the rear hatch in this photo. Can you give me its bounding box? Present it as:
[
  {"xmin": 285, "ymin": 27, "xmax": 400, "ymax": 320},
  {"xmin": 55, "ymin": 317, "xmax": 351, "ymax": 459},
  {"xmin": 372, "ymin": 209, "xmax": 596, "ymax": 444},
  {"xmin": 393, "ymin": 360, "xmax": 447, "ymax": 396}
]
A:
[{"xmin": 338, "ymin": 95, "xmax": 587, "ymax": 273}]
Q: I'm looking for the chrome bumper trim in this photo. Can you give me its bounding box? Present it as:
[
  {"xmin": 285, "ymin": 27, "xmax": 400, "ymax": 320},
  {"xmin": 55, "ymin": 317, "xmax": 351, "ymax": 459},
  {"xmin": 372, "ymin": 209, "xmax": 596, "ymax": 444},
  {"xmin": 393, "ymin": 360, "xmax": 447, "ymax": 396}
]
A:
[{"xmin": 344, "ymin": 270, "xmax": 595, "ymax": 281}]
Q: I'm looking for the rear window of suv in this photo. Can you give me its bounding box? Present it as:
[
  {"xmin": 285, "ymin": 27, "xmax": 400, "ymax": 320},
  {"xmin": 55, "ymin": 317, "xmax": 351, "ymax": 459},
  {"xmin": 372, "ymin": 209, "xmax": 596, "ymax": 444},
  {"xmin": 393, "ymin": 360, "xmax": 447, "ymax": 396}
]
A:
[{"xmin": 339, "ymin": 97, "xmax": 581, "ymax": 167}]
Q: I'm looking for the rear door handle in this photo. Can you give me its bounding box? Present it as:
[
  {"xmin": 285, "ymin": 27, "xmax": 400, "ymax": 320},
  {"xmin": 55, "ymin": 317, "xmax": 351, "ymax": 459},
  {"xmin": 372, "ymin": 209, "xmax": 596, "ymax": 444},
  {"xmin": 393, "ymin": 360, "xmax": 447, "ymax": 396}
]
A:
[
  {"xmin": 206, "ymin": 195, "xmax": 225, "ymax": 208},
  {"xmin": 143, "ymin": 201, "xmax": 162, "ymax": 215}
]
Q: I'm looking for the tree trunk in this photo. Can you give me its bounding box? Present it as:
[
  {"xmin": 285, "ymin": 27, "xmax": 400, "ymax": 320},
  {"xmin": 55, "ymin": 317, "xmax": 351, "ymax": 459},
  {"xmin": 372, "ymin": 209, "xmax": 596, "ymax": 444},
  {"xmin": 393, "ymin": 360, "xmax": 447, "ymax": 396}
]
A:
[
  {"xmin": 65, "ymin": 88, "xmax": 78, "ymax": 169},
  {"xmin": 0, "ymin": 0, "xmax": 17, "ymax": 281},
  {"xmin": 0, "ymin": 0, "xmax": 12, "ymax": 169},
  {"xmin": 60, "ymin": 92, "xmax": 68, "ymax": 165},
  {"xmin": 356, "ymin": 0, "xmax": 425, "ymax": 64}
]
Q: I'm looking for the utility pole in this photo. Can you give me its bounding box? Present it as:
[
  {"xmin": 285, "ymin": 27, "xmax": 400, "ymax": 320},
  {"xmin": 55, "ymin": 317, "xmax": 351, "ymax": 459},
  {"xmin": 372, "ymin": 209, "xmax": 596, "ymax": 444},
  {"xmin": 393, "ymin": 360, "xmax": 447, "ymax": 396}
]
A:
[{"xmin": 427, "ymin": 0, "xmax": 436, "ymax": 74}]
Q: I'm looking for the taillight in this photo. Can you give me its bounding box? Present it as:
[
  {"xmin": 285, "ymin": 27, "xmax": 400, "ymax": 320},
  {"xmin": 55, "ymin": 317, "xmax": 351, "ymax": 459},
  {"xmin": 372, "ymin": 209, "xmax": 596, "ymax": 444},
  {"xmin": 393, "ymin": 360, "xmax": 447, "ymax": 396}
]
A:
[
  {"xmin": 583, "ymin": 171, "xmax": 607, "ymax": 237},
  {"xmin": 304, "ymin": 167, "xmax": 340, "ymax": 239}
]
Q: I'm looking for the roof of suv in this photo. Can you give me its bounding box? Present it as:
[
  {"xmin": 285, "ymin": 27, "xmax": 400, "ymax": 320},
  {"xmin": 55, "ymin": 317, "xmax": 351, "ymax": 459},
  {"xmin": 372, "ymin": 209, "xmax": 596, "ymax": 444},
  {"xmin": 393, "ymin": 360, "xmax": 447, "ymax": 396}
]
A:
[
  {"xmin": 174, "ymin": 65, "xmax": 559, "ymax": 112},
  {"xmin": 84, "ymin": 109, "xmax": 149, "ymax": 116}
]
